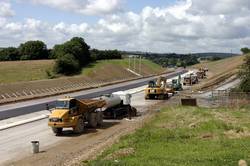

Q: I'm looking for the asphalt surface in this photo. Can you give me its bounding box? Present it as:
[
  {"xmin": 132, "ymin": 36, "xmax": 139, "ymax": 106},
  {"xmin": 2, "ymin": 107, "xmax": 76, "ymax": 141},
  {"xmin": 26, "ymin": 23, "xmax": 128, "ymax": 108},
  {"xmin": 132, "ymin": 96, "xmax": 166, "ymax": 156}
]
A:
[{"xmin": 0, "ymin": 69, "xmax": 187, "ymax": 120}]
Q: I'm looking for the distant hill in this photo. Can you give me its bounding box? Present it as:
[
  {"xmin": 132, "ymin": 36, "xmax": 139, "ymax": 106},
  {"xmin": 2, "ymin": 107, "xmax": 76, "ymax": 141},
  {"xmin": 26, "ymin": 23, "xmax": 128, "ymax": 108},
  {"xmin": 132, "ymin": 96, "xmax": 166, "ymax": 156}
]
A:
[
  {"xmin": 192, "ymin": 52, "xmax": 240, "ymax": 58},
  {"xmin": 121, "ymin": 51, "xmax": 240, "ymax": 58}
]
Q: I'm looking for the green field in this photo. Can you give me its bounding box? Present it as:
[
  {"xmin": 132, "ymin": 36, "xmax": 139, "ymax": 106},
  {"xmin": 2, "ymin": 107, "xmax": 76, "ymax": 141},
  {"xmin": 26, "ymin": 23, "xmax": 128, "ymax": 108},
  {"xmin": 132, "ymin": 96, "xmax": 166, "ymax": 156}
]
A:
[
  {"xmin": 0, "ymin": 60, "xmax": 54, "ymax": 83},
  {"xmin": 0, "ymin": 58, "xmax": 164, "ymax": 84},
  {"xmin": 88, "ymin": 105, "xmax": 250, "ymax": 166},
  {"xmin": 82, "ymin": 59, "xmax": 165, "ymax": 76}
]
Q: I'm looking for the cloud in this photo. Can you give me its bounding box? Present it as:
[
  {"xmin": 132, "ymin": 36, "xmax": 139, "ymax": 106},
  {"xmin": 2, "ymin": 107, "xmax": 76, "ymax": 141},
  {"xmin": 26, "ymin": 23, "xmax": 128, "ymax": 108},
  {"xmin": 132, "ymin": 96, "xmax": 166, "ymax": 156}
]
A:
[
  {"xmin": 0, "ymin": 1, "xmax": 15, "ymax": 17},
  {"xmin": 0, "ymin": 0, "xmax": 250, "ymax": 53},
  {"xmin": 25, "ymin": 0, "xmax": 123, "ymax": 15}
]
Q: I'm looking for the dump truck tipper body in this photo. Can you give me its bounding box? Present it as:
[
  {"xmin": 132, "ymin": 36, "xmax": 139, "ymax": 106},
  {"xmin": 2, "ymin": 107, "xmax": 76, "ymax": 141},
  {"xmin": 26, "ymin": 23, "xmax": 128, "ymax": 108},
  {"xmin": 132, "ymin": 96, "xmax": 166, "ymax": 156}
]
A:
[{"xmin": 48, "ymin": 97, "xmax": 106, "ymax": 134}]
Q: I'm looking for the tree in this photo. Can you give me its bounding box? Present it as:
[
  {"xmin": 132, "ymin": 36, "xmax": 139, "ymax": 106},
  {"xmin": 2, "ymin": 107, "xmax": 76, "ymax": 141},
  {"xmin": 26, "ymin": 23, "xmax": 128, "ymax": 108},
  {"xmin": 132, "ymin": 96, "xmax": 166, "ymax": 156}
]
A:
[
  {"xmin": 54, "ymin": 54, "xmax": 80, "ymax": 75},
  {"xmin": 239, "ymin": 54, "xmax": 250, "ymax": 92},
  {"xmin": 0, "ymin": 47, "xmax": 20, "ymax": 61},
  {"xmin": 19, "ymin": 40, "xmax": 48, "ymax": 60},
  {"xmin": 52, "ymin": 37, "xmax": 90, "ymax": 66},
  {"xmin": 52, "ymin": 37, "xmax": 91, "ymax": 75},
  {"xmin": 240, "ymin": 47, "xmax": 250, "ymax": 54}
]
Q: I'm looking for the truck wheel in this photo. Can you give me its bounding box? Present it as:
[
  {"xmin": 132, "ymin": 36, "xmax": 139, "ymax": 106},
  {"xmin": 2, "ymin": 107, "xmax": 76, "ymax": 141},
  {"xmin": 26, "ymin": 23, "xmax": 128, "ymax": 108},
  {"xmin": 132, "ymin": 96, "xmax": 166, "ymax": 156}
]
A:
[
  {"xmin": 73, "ymin": 118, "xmax": 84, "ymax": 133},
  {"xmin": 88, "ymin": 113, "xmax": 98, "ymax": 128},
  {"xmin": 113, "ymin": 111, "xmax": 117, "ymax": 119},
  {"xmin": 159, "ymin": 95, "xmax": 164, "ymax": 100},
  {"xmin": 131, "ymin": 107, "xmax": 137, "ymax": 117},
  {"xmin": 97, "ymin": 112, "xmax": 103, "ymax": 126},
  {"xmin": 52, "ymin": 127, "xmax": 62, "ymax": 135}
]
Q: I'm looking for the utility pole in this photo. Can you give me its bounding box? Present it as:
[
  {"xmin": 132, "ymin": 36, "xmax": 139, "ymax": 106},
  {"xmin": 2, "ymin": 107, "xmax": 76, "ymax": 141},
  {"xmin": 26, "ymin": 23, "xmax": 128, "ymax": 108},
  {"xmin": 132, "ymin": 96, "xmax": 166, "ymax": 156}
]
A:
[
  {"xmin": 134, "ymin": 56, "xmax": 136, "ymax": 71},
  {"xmin": 129, "ymin": 56, "xmax": 131, "ymax": 69},
  {"xmin": 139, "ymin": 56, "xmax": 142, "ymax": 75}
]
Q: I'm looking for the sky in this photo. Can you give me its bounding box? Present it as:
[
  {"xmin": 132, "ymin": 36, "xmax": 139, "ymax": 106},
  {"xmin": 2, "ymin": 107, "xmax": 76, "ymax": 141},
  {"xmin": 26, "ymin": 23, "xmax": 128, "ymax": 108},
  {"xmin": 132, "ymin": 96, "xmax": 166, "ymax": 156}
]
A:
[{"xmin": 0, "ymin": 0, "xmax": 249, "ymax": 53}]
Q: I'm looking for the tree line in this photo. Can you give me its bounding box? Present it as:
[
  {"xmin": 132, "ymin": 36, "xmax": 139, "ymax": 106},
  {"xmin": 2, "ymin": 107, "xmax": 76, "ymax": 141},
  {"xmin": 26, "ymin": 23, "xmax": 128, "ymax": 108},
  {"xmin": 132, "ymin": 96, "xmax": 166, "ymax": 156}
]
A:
[
  {"xmin": 0, "ymin": 37, "xmax": 122, "ymax": 75},
  {"xmin": 141, "ymin": 53, "xmax": 199, "ymax": 68}
]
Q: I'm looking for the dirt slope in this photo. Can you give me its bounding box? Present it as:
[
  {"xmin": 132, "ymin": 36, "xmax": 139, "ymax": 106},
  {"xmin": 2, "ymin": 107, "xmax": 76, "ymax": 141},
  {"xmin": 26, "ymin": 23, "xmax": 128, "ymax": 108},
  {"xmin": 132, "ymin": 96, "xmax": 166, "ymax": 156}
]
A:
[{"xmin": 191, "ymin": 55, "xmax": 244, "ymax": 90}]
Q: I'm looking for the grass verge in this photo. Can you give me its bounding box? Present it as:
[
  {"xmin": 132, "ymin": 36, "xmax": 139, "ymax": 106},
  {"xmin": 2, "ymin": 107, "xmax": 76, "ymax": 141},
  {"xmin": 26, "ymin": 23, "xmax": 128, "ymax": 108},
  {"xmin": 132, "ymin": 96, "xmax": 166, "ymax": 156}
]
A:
[{"xmin": 87, "ymin": 105, "xmax": 250, "ymax": 166}]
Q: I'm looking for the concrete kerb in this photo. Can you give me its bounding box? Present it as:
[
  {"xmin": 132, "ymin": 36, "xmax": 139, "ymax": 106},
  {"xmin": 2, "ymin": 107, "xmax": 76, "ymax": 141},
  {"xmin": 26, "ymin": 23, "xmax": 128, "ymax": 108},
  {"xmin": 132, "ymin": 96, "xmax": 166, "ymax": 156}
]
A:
[{"xmin": 0, "ymin": 113, "xmax": 50, "ymax": 131}]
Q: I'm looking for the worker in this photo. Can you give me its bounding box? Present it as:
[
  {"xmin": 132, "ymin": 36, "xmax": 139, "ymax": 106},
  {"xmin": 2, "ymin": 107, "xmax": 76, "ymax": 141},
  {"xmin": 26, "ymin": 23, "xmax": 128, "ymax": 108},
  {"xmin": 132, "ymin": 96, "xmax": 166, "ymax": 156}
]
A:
[
  {"xmin": 46, "ymin": 104, "xmax": 49, "ymax": 111},
  {"xmin": 128, "ymin": 106, "xmax": 132, "ymax": 120}
]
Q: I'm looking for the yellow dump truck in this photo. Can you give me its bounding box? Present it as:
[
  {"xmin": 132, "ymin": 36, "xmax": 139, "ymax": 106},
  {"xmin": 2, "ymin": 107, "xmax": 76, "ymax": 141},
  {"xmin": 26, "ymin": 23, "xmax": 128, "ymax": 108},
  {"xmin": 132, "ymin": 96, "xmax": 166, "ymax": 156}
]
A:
[
  {"xmin": 145, "ymin": 76, "xmax": 174, "ymax": 100},
  {"xmin": 48, "ymin": 97, "xmax": 106, "ymax": 134}
]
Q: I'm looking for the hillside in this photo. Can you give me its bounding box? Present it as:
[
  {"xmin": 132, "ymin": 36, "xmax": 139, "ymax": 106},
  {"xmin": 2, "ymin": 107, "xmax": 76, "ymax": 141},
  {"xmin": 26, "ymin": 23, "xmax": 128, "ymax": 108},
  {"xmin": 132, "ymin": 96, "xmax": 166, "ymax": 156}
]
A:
[
  {"xmin": 191, "ymin": 55, "xmax": 244, "ymax": 90},
  {"xmin": 0, "ymin": 59, "xmax": 164, "ymax": 84},
  {"xmin": 0, "ymin": 58, "xmax": 166, "ymax": 104}
]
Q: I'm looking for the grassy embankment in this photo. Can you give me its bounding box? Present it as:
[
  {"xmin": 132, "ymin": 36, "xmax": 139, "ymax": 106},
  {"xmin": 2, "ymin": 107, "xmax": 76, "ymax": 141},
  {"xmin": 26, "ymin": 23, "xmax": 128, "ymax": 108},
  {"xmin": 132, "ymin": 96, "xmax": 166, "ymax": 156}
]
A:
[
  {"xmin": 0, "ymin": 59, "xmax": 164, "ymax": 84},
  {"xmin": 191, "ymin": 55, "xmax": 244, "ymax": 90},
  {"xmin": 88, "ymin": 105, "xmax": 250, "ymax": 166}
]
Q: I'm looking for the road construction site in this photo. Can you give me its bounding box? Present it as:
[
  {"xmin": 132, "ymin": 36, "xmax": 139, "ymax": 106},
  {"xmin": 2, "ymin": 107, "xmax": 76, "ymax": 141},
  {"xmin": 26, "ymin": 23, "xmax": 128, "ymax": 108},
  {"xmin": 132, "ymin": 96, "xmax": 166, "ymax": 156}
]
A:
[{"xmin": 0, "ymin": 67, "xmax": 245, "ymax": 166}]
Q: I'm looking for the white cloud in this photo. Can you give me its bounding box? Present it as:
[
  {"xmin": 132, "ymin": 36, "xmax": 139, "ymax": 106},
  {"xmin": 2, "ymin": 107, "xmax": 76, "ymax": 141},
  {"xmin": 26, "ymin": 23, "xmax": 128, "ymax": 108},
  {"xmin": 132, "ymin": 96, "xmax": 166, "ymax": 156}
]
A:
[
  {"xmin": 0, "ymin": 0, "xmax": 250, "ymax": 53},
  {"xmin": 0, "ymin": 1, "xmax": 15, "ymax": 17},
  {"xmin": 25, "ymin": 0, "xmax": 123, "ymax": 15}
]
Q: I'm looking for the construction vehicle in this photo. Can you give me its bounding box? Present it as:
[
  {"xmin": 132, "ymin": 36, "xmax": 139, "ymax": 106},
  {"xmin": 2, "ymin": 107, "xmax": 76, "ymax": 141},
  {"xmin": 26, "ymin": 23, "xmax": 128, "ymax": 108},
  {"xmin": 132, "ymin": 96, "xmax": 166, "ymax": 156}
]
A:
[
  {"xmin": 48, "ymin": 97, "xmax": 106, "ymax": 134},
  {"xmin": 145, "ymin": 76, "xmax": 174, "ymax": 100},
  {"xmin": 101, "ymin": 91, "xmax": 136, "ymax": 119},
  {"xmin": 183, "ymin": 73, "xmax": 198, "ymax": 86},
  {"xmin": 48, "ymin": 92, "xmax": 137, "ymax": 134},
  {"xmin": 171, "ymin": 75, "xmax": 183, "ymax": 91},
  {"xmin": 196, "ymin": 67, "xmax": 208, "ymax": 79}
]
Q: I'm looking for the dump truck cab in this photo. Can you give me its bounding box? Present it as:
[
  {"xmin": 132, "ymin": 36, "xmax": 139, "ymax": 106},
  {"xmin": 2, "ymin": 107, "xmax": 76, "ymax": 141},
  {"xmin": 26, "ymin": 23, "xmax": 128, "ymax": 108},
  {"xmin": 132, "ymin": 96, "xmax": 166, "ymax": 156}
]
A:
[{"xmin": 48, "ymin": 97, "xmax": 81, "ymax": 133}]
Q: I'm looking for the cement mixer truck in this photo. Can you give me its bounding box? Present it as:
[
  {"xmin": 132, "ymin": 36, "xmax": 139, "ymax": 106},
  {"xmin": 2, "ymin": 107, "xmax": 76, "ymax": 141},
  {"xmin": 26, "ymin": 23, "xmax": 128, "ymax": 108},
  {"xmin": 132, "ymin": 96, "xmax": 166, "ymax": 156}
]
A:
[{"xmin": 101, "ymin": 91, "xmax": 137, "ymax": 119}]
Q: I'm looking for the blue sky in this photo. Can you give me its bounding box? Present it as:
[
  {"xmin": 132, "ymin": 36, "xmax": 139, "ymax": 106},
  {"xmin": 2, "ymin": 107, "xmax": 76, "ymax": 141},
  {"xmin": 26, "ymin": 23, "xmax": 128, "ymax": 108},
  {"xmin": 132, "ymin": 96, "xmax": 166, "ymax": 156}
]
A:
[
  {"xmin": 11, "ymin": 0, "xmax": 175, "ymax": 24},
  {"xmin": 0, "ymin": 0, "xmax": 249, "ymax": 53}
]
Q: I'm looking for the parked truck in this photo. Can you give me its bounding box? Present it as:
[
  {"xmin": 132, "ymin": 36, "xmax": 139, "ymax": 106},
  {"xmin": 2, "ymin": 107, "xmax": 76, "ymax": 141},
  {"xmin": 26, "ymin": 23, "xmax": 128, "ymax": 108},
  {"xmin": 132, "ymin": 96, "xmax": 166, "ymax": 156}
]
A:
[
  {"xmin": 101, "ymin": 91, "xmax": 136, "ymax": 119},
  {"xmin": 48, "ymin": 97, "xmax": 106, "ymax": 134},
  {"xmin": 196, "ymin": 67, "xmax": 208, "ymax": 79},
  {"xmin": 171, "ymin": 75, "xmax": 183, "ymax": 91},
  {"xmin": 183, "ymin": 73, "xmax": 198, "ymax": 85}
]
